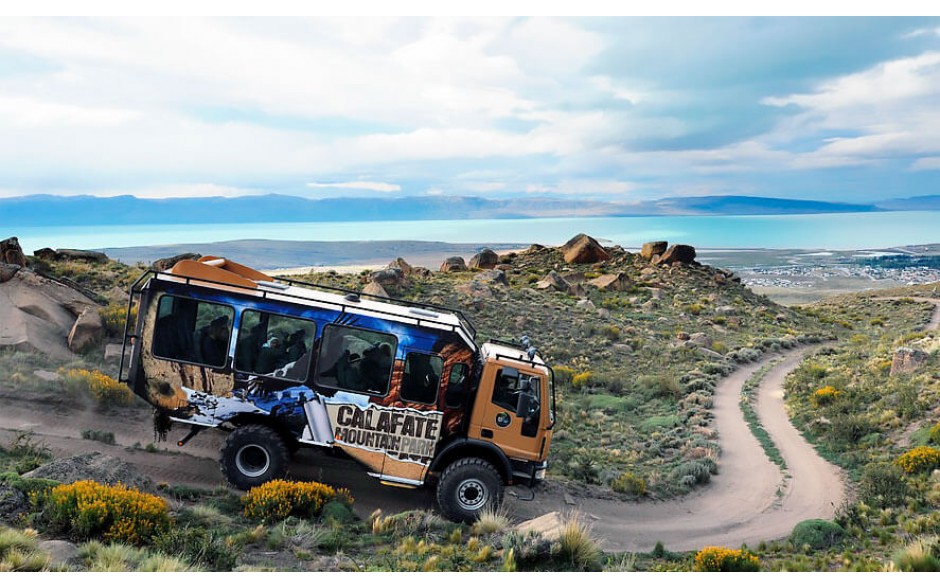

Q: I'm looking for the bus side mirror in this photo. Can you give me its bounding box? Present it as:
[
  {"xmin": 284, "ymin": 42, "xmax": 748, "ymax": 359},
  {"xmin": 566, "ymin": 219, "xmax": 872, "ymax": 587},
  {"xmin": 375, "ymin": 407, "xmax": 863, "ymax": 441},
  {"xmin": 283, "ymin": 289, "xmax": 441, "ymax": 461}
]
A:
[{"xmin": 515, "ymin": 392, "xmax": 538, "ymax": 419}]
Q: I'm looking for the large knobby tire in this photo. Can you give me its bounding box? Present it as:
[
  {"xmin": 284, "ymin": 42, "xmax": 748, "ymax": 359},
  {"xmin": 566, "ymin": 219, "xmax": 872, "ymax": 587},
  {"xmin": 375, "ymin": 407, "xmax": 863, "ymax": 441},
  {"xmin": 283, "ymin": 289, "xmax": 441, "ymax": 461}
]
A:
[
  {"xmin": 436, "ymin": 457, "xmax": 504, "ymax": 524},
  {"xmin": 220, "ymin": 424, "xmax": 289, "ymax": 490}
]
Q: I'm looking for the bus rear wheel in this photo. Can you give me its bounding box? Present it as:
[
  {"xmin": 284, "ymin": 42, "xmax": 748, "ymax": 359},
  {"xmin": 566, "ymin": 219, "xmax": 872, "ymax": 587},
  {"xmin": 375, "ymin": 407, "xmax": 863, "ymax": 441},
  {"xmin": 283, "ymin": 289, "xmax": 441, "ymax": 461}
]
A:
[{"xmin": 220, "ymin": 424, "xmax": 289, "ymax": 490}]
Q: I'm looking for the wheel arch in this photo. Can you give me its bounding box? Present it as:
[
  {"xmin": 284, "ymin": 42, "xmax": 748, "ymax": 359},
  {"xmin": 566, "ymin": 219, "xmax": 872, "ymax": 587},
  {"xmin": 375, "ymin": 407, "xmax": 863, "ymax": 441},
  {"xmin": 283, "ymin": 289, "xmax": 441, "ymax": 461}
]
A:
[
  {"xmin": 226, "ymin": 413, "xmax": 300, "ymax": 453},
  {"xmin": 429, "ymin": 439, "xmax": 512, "ymax": 484}
]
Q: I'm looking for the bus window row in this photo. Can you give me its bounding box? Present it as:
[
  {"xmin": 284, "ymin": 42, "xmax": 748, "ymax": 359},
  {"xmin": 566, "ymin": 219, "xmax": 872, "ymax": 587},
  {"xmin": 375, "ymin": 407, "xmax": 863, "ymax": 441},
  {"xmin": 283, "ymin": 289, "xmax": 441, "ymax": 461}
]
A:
[{"xmin": 151, "ymin": 294, "xmax": 464, "ymax": 406}]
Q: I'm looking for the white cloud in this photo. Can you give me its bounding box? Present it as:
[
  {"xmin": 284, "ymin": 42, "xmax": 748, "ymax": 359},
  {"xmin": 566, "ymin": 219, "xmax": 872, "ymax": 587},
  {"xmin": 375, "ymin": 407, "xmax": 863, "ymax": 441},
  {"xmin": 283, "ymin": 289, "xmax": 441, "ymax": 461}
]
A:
[{"xmin": 306, "ymin": 181, "xmax": 401, "ymax": 192}]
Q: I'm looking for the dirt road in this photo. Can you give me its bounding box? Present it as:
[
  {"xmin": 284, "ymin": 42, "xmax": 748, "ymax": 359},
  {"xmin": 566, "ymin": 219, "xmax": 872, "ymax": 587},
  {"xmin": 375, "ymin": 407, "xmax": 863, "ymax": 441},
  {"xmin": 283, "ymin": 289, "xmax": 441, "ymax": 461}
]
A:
[{"xmin": 3, "ymin": 298, "xmax": 937, "ymax": 552}]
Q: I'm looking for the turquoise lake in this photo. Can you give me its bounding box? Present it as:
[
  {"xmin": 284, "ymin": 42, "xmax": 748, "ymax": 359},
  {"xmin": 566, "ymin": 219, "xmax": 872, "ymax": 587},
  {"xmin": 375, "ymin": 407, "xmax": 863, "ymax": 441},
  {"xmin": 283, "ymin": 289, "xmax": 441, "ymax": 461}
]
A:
[{"xmin": 5, "ymin": 211, "xmax": 940, "ymax": 254}]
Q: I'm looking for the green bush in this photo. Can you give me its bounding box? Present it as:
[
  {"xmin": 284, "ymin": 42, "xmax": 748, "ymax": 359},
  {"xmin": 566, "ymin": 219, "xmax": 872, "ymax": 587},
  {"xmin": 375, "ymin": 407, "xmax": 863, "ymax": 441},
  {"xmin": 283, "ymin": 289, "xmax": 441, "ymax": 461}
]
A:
[
  {"xmin": 893, "ymin": 538, "xmax": 940, "ymax": 572},
  {"xmin": 859, "ymin": 463, "xmax": 909, "ymax": 508},
  {"xmin": 610, "ymin": 472, "xmax": 647, "ymax": 496},
  {"xmin": 152, "ymin": 526, "xmax": 238, "ymax": 571},
  {"xmin": 789, "ymin": 519, "xmax": 846, "ymax": 550},
  {"xmin": 930, "ymin": 423, "xmax": 940, "ymax": 445}
]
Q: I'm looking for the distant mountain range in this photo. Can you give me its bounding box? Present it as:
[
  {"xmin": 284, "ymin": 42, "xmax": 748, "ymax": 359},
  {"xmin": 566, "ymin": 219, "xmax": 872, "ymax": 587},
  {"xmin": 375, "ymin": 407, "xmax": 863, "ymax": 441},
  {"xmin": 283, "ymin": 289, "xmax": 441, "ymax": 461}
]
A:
[{"xmin": 1, "ymin": 193, "xmax": 937, "ymax": 227}]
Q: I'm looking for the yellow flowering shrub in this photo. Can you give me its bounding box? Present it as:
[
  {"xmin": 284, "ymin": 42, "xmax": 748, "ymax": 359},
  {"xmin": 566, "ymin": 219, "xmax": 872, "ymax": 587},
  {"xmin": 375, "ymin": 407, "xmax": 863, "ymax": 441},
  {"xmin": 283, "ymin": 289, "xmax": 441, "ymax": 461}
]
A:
[
  {"xmin": 694, "ymin": 546, "xmax": 760, "ymax": 572},
  {"xmin": 811, "ymin": 386, "xmax": 841, "ymax": 407},
  {"xmin": 100, "ymin": 302, "xmax": 137, "ymax": 337},
  {"xmin": 37, "ymin": 480, "xmax": 171, "ymax": 545},
  {"xmin": 59, "ymin": 368, "xmax": 134, "ymax": 405},
  {"xmin": 242, "ymin": 480, "xmax": 353, "ymax": 522},
  {"xmin": 895, "ymin": 447, "xmax": 940, "ymax": 474},
  {"xmin": 571, "ymin": 371, "xmax": 593, "ymax": 390}
]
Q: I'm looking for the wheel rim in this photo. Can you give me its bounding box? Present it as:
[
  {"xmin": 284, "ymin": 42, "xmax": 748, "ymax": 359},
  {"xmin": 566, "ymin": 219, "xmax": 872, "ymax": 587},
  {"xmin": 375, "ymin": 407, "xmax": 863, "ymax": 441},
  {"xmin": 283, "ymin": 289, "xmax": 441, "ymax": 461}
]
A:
[
  {"xmin": 235, "ymin": 444, "xmax": 271, "ymax": 478},
  {"xmin": 456, "ymin": 478, "xmax": 487, "ymax": 511}
]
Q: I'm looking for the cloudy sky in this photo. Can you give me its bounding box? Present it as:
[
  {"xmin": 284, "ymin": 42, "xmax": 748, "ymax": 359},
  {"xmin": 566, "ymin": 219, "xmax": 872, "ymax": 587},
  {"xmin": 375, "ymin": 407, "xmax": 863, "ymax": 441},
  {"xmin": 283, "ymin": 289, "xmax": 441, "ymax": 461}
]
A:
[{"xmin": 1, "ymin": 16, "xmax": 939, "ymax": 202}]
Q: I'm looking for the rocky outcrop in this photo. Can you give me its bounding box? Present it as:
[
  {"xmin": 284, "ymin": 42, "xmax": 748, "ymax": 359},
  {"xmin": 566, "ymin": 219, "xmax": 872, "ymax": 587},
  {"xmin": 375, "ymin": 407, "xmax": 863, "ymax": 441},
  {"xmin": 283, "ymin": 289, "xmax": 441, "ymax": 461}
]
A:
[
  {"xmin": 587, "ymin": 272, "xmax": 631, "ymax": 292},
  {"xmin": 640, "ymin": 241, "xmax": 668, "ymax": 261},
  {"xmin": 55, "ymin": 249, "xmax": 108, "ymax": 263},
  {"xmin": 153, "ymin": 252, "xmax": 201, "ymax": 271},
  {"xmin": 560, "ymin": 234, "xmax": 610, "ymax": 264},
  {"xmin": 388, "ymin": 257, "xmax": 430, "ymax": 279},
  {"xmin": 890, "ymin": 347, "xmax": 928, "ymax": 376},
  {"xmin": 468, "ymin": 248, "xmax": 499, "ymax": 270},
  {"xmin": 67, "ymin": 307, "xmax": 104, "ymax": 353},
  {"xmin": 0, "ymin": 269, "xmax": 99, "ymax": 358},
  {"xmin": 1, "ymin": 237, "xmax": 27, "ymax": 266},
  {"xmin": 440, "ymin": 256, "xmax": 468, "ymax": 273}
]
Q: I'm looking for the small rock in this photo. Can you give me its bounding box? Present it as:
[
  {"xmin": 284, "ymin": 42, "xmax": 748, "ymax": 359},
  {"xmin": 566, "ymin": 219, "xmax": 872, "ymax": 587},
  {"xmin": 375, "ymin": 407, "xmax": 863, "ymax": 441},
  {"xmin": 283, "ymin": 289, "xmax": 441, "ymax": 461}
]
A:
[
  {"xmin": 473, "ymin": 269, "xmax": 508, "ymax": 287},
  {"xmin": 648, "ymin": 288, "xmax": 665, "ymax": 300},
  {"xmin": 576, "ymin": 299, "xmax": 596, "ymax": 310},
  {"xmin": 455, "ymin": 281, "xmax": 494, "ymax": 300},
  {"xmin": 567, "ymin": 283, "xmax": 587, "ymax": 298},
  {"xmin": 716, "ymin": 306, "xmax": 737, "ymax": 315},
  {"xmin": 698, "ymin": 347, "xmax": 724, "ymax": 359},
  {"xmin": 587, "ymin": 272, "xmax": 631, "ymax": 292},
  {"xmin": 688, "ymin": 332, "xmax": 713, "ymax": 348},
  {"xmin": 34, "ymin": 369, "xmax": 61, "ymax": 382},
  {"xmin": 676, "ymin": 331, "xmax": 690, "ymax": 341},
  {"xmin": 514, "ymin": 512, "xmax": 565, "ymax": 541},
  {"xmin": 535, "ymin": 270, "xmax": 570, "ymax": 292},
  {"xmin": 38, "ymin": 540, "xmax": 81, "ymax": 568},
  {"xmin": 597, "ymin": 308, "xmax": 611, "ymax": 319},
  {"xmin": 33, "ymin": 247, "xmax": 58, "ymax": 262},
  {"xmin": 361, "ymin": 281, "xmax": 389, "ymax": 298},
  {"xmin": 104, "ymin": 344, "xmax": 124, "ymax": 361}
]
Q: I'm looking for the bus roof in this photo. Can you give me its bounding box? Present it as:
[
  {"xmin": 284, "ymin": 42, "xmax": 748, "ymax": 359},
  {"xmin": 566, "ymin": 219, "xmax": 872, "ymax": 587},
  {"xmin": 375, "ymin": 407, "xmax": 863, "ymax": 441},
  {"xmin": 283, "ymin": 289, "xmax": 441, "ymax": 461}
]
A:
[{"xmin": 140, "ymin": 257, "xmax": 478, "ymax": 350}]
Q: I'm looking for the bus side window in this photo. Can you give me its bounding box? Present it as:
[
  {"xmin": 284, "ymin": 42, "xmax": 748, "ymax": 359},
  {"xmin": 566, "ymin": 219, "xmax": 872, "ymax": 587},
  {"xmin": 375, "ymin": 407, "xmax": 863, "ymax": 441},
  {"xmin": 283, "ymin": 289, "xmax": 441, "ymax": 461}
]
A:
[
  {"xmin": 444, "ymin": 363, "xmax": 470, "ymax": 408},
  {"xmin": 152, "ymin": 295, "xmax": 233, "ymax": 369},
  {"xmin": 234, "ymin": 310, "xmax": 316, "ymax": 381},
  {"xmin": 400, "ymin": 353, "xmax": 443, "ymax": 405}
]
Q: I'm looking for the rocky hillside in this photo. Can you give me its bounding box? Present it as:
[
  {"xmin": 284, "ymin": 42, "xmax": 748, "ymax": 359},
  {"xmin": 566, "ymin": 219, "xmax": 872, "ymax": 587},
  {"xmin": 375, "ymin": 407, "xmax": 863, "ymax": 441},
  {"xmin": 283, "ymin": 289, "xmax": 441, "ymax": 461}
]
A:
[{"xmin": 293, "ymin": 233, "xmax": 835, "ymax": 496}]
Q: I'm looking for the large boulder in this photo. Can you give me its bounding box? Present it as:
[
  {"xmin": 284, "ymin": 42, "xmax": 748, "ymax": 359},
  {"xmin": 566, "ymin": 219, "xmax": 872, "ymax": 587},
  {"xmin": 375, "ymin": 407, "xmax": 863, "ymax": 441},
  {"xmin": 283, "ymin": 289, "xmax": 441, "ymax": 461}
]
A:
[
  {"xmin": 55, "ymin": 249, "xmax": 108, "ymax": 263},
  {"xmin": 468, "ymin": 248, "xmax": 499, "ymax": 270},
  {"xmin": 67, "ymin": 307, "xmax": 104, "ymax": 353},
  {"xmin": 587, "ymin": 272, "xmax": 631, "ymax": 292},
  {"xmin": 0, "ymin": 263, "xmax": 20, "ymax": 283},
  {"xmin": 656, "ymin": 244, "xmax": 696, "ymax": 265},
  {"xmin": 153, "ymin": 252, "xmax": 201, "ymax": 271},
  {"xmin": 890, "ymin": 347, "xmax": 928, "ymax": 376},
  {"xmin": 439, "ymin": 256, "xmax": 468, "ymax": 273},
  {"xmin": 560, "ymin": 234, "xmax": 610, "ymax": 264},
  {"xmin": 370, "ymin": 267, "xmax": 405, "ymax": 288},
  {"xmin": 0, "ymin": 270, "xmax": 99, "ymax": 358},
  {"xmin": 1, "ymin": 236, "xmax": 27, "ymax": 266},
  {"xmin": 640, "ymin": 241, "xmax": 668, "ymax": 261}
]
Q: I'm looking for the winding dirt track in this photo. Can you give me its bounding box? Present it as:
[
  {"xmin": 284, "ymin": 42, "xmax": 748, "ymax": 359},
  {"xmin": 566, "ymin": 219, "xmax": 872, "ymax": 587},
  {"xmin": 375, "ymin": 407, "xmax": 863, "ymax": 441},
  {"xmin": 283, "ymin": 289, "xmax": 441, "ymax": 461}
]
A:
[{"xmin": 2, "ymin": 298, "xmax": 938, "ymax": 552}]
